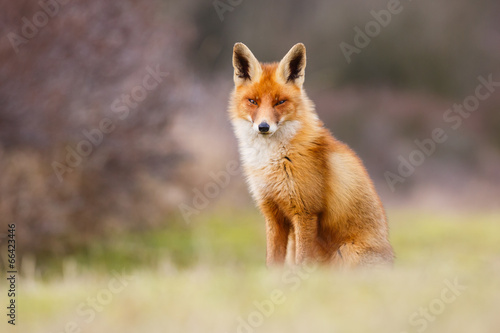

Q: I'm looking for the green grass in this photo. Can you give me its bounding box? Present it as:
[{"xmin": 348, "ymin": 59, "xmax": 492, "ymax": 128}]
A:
[{"xmin": 3, "ymin": 209, "xmax": 500, "ymax": 333}]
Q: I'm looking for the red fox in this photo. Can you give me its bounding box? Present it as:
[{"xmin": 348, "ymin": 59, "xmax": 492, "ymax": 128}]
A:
[{"xmin": 228, "ymin": 43, "xmax": 394, "ymax": 268}]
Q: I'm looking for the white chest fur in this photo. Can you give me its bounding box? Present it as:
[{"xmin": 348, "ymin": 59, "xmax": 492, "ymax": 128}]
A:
[
  {"xmin": 232, "ymin": 119, "xmax": 301, "ymax": 199},
  {"xmin": 233, "ymin": 119, "xmax": 300, "ymax": 168}
]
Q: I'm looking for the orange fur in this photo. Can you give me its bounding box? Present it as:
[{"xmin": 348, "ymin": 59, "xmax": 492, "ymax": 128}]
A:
[{"xmin": 228, "ymin": 43, "xmax": 394, "ymax": 268}]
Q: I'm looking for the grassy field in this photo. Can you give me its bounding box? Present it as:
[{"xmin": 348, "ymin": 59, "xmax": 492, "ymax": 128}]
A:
[{"xmin": 4, "ymin": 209, "xmax": 500, "ymax": 333}]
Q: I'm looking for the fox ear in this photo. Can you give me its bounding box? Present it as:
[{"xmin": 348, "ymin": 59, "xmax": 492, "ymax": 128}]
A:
[
  {"xmin": 232, "ymin": 43, "xmax": 262, "ymax": 86},
  {"xmin": 277, "ymin": 43, "xmax": 306, "ymax": 87}
]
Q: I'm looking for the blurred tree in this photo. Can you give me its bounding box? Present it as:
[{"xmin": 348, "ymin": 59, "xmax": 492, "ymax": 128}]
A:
[{"xmin": 0, "ymin": 0, "xmax": 194, "ymax": 262}]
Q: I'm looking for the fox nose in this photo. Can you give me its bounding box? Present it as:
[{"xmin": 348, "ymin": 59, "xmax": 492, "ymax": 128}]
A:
[{"xmin": 258, "ymin": 122, "xmax": 270, "ymax": 133}]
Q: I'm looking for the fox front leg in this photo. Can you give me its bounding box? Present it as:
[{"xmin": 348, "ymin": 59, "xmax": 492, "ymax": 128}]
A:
[
  {"xmin": 261, "ymin": 202, "xmax": 290, "ymax": 267},
  {"xmin": 293, "ymin": 214, "xmax": 319, "ymax": 264}
]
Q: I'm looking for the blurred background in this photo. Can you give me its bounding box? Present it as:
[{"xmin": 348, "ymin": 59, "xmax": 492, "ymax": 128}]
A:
[{"xmin": 0, "ymin": 0, "xmax": 499, "ymax": 332}]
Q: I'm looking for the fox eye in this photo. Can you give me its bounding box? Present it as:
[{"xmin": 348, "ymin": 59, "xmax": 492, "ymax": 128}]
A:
[
  {"xmin": 248, "ymin": 99, "xmax": 258, "ymax": 105},
  {"xmin": 275, "ymin": 100, "xmax": 286, "ymax": 106}
]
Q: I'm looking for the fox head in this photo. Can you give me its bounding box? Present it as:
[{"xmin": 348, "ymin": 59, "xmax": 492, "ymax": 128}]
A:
[{"xmin": 230, "ymin": 43, "xmax": 307, "ymax": 136}]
